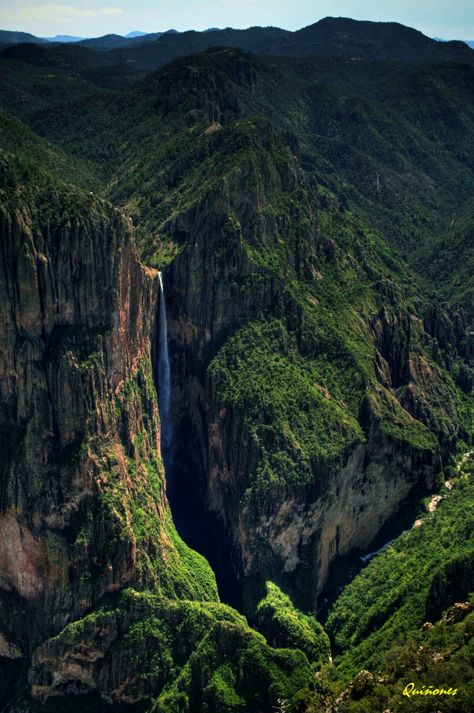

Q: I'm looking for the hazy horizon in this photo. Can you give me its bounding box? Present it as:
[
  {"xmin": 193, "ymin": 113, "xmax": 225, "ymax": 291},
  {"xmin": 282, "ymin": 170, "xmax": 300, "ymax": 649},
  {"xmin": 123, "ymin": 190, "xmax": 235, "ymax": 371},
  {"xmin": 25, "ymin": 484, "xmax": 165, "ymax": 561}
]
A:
[{"xmin": 0, "ymin": 1, "xmax": 472, "ymax": 41}]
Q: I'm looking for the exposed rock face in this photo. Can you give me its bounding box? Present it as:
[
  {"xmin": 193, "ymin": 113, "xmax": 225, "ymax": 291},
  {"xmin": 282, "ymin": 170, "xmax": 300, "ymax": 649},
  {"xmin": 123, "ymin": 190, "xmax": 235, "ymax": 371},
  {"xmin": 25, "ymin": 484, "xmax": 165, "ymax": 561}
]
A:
[
  {"xmin": 0, "ymin": 180, "xmax": 158, "ymax": 655},
  {"xmin": 163, "ymin": 123, "xmax": 306, "ymax": 596},
  {"xmin": 0, "ymin": 136, "xmax": 318, "ymax": 712},
  {"xmin": 237, "ymin": 438, "xmax": 434, "ymax": 600},
  {"xmin": 0, "ymin": 160, "xmax": 218, "ymax": 668},
  {"xmin": 162, "ymin": 121, "xmax": 463, "ymax": 608},
  {"xmin": 30, "ymin": 592, "xmax": 218, "ymax": 707}
]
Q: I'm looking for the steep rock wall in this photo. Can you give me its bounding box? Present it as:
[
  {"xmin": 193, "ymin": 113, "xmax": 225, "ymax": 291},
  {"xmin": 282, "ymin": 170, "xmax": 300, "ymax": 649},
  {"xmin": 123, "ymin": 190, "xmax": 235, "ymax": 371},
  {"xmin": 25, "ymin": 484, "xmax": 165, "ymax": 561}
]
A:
[
  {"xmin": 162, "ymin": 120, "xmax": 462, "ymax": 609},
  {"xmin": 0, "ymin": 157, "xmax": 217, "ymax": 660}
]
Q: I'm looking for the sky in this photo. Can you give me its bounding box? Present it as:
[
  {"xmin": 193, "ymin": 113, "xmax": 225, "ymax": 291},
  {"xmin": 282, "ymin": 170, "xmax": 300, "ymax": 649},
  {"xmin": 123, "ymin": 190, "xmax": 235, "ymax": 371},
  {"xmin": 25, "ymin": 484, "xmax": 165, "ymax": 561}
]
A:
[{"xmin": 0, "ymin": 0, "xmax": 472, "ymax": 40}]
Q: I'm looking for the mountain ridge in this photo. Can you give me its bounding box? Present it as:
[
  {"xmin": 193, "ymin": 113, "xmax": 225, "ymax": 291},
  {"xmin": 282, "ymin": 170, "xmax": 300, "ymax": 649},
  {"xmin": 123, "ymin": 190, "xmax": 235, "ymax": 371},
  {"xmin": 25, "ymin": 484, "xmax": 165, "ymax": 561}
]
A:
[
  {"xmin": 0, "ymin": 17, "xmax": 473, "ymax": 713},
  {"xmin": 0, "ymin": 16, "xmax": 472, "ymax": 63}
]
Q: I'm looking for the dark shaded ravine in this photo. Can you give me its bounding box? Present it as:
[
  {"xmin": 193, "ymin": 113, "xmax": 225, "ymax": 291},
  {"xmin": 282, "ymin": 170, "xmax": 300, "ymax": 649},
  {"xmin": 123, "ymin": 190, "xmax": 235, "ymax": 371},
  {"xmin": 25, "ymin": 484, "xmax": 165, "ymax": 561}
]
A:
[
  {"xmin": 154, "ymin": 275, "xmax": 243, "ymax": 610},
  {"xmin": 165, "ymin": 442, "xmax": 244, "ymax": 610},
  {"xmin": 316, "ymin": 492, "xmax": 429, "ymax": 626}
]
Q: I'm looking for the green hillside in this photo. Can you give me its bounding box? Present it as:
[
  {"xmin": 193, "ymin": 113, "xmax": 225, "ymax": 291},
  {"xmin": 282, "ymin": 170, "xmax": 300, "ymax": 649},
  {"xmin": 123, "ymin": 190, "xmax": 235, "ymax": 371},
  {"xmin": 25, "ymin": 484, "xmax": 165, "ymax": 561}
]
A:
[{"xmin": 0, "ymin": 17, "xmax": 473, "ymax": 713}]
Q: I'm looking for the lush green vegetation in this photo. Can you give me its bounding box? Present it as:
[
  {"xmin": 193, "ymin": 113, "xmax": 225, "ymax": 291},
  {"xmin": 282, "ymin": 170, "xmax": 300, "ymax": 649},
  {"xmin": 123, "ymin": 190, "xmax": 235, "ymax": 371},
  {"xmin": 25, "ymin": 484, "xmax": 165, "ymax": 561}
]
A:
[
  {"xmin": 255, "ymin": 582, "xmax": 330, "ymax": 664},
  {"xmin": 332, "ymin": 599, "xmax": 474, "ymax": 713},
  {"xmin": 35, "ymin": 588, "xmax": 315, "ymax": 713},
  {"xmin": 31, "ymin": 467, "xmax": 474, "ymax": 712},
  {"xmin": 209, "ymin": 318, "xmax": 364, "ymax": 498},
  {"xmin": 2, "ymin": 36, "xmax": 474, "ymax": 299},
  {"xmin": 293, "ymin": 600, "xmax": 474, "ymax": 712},
  {"xmin": 418, "ymin": 198, "xmax": 474, "ymax": 315},
  {"xmin": 87, "ymin": 356, "xmax": 219, "ymax": 602},
  {"xmin": 326, "ymin": 461, "xmax": 474, "ymax": 678},
  {"xmin": 153, "ymin": 617, "xmax": 313, "ymax": 713},
  {"xmin": 0, "ymin": 20, "xmax": 473, "ymax": 713}
]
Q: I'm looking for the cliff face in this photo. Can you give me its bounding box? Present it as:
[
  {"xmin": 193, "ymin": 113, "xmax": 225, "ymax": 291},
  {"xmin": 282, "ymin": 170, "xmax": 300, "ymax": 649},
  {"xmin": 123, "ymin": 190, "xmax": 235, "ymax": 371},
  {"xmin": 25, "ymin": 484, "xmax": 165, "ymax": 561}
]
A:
[
  {"xmin": 73, "ymin": 49, "xmax": 465, "ymax": 610},
  {"xmin": 160, "ymin": 117, "xmax": 463, "ymax": 608},
  {"xmin": 0, "ymin": 152, "xmax": 217, "ymax": 662},
  {"xmin": 0, "ymin": 125, "xmax": 321, "ymax": 713},
  {"xmin": 0, "ymin": 43, "xmax": 472, "ymax": 713}
]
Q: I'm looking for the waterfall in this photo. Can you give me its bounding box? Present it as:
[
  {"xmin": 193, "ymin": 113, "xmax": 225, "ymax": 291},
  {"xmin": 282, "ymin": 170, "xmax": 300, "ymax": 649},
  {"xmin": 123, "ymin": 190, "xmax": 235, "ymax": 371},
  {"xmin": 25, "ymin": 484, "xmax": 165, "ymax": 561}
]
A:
[{"xmin": 158, "ymin": 272, "xmax": 172, "ymax": 451}]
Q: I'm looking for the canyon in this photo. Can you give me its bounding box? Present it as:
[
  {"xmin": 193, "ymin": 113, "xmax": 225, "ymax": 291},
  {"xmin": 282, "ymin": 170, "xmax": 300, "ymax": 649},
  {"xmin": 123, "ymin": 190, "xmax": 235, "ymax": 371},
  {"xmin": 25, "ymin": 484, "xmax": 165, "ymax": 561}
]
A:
[{"xmin": 0, "ymin": 17, "xmax": 473, "ymax": 713}]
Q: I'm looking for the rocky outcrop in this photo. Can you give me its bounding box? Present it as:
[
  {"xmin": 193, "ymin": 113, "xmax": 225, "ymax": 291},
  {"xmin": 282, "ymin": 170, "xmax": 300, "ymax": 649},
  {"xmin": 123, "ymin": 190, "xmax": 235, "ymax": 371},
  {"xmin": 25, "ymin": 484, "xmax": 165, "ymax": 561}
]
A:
[
  {"xmin": 0, "ymin": 182, "xmax": 146, "ymax": 654},
  {"xmin": 0, "ymin": 123, "xmax": 320, "ymax": 713},
  {"xmin": 425, "ymin": 551, "xmax": 474, "ymax": 622},
  {"xmin": 370, "ymin": 303, "xmax": 460, "ymax": 457},
  {"xmin": 255, "ymin": 581, "xmax": 330, "ymax": 662},
  {"xmin": 28, "ymin": 589, "xmax": 313, "ymax": 713}
]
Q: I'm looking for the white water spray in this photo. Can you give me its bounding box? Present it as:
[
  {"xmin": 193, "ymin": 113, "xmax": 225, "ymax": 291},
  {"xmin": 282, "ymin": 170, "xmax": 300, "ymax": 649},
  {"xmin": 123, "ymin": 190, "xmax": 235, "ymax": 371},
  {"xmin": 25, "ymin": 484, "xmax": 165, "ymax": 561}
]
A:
[{"xmin": 158, "ymin": 272, "xmax": 172, "ymax": 450}]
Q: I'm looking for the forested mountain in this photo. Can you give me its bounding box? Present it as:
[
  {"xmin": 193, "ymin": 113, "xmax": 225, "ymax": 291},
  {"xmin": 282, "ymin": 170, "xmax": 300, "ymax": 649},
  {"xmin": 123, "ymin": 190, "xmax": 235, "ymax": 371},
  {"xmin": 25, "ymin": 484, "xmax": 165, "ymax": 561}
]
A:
[{"xmin": 0, "ymin": 17, "xmax": 473, "ymax": 713}]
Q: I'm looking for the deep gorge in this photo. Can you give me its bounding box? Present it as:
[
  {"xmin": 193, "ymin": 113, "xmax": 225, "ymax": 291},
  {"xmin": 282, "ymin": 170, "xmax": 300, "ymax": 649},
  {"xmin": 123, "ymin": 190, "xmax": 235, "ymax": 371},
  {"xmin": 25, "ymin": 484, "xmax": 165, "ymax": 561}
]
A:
[
  {"xmin": 155, "ymin": 273, "xmax": 244, "ymax": 608},
  {"xmin": 0, "ymin": 18, "xmax": 473, "ymax": 712},
  {"xmin": 155, "ymin": 264, "xmax": 443, "ymax": 617}
]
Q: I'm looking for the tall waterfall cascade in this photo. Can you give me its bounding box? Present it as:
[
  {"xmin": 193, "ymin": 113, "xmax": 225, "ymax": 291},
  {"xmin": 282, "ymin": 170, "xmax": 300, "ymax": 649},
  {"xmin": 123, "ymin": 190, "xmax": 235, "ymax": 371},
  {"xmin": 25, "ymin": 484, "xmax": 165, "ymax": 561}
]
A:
[{"xmin": 158, "ymin": 272, "xmax": 172, "ymax": 450}]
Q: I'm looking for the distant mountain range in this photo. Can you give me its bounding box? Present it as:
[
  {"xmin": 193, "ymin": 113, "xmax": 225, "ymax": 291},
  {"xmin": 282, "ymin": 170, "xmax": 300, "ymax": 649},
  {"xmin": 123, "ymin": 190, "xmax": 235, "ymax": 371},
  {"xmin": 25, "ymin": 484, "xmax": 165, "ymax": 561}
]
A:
[
  {"xmin": 0, "ymin": 27, "xmax": 178, "ymax": 47},
  {"xmin": 434, "ymin": 36, "xmax": 474, "ymax": 48},
  {"xmin": 0, "ymin": 29, "xmax": 48, "ymax": 44},
  {"xmin": 45, "ymin": 34, "xmax": 84, "ymax": 43},
  {"xmin": 0, "ymin": 18, "xmax": 472, "ymax": 96},
  {"xmin": 0, "ymin": 22, "xmax": 473, "ymax": 53},
  {"xmin": 0, "ymin": 17, "xmax": 471, "ymax": 83}
]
